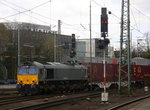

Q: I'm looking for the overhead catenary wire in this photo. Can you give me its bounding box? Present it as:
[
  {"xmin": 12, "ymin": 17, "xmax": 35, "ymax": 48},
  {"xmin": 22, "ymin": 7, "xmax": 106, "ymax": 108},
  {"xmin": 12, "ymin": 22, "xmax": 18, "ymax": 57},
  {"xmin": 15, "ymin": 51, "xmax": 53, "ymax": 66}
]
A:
[
  {"xmin": 2, "ymin": 0, "xmax": 89, "ymax": 33},
  {"xmin": 131, "ymin": 4, "xmax": 150, "ymax": 20},
  {"xmin": 91, "ymin": 0, "xmax": 148, "ymax": 36},
  {"xmin": 131, "ymin": 8, "xmax": 139, "ymax": 31},
  {"xmin": 0, "ymin": 0, "xmax": 52, "ymax": 25},
  {"xmin": 0, "ymin": 0, "xmax": 149, "ymax": 39},
  {"xmin": 2, "ymin": 0, "xmax": 57, "ymax": 22},
  {"xmin": 92, "ymin": 0, "xmax": 120, "ymax": 20},
  {"xmin": 0, "ymin": 1, "xmax": 83, "ymax": 37},
  {"xmin": 0, "ymin": 0, "xmax": 119, "ymax": 38},
  {"xmin": 130, "ymin": 3, "xmax": 150, "ymax": 36},
  {"xmin": 1, "ymin": 0, "xmax": 97, "ymax": 36},
  {"xmin": 0, "ymin": 16, "xmax": 12, "ymax": 22}
]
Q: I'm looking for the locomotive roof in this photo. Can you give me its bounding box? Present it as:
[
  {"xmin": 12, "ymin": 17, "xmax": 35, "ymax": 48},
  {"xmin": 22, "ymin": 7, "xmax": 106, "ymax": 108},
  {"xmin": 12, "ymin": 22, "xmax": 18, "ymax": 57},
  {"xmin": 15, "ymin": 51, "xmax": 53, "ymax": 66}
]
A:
[{"xmin": 32, "ymin": 61, "xmax": 86, "ymax": 69}]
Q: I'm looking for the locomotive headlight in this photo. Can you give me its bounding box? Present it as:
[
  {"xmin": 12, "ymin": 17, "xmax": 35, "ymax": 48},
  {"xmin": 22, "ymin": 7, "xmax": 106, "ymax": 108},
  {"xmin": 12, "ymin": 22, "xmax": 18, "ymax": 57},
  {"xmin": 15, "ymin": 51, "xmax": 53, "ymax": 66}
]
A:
[
  {"xmin": 32, "ymin": 80, "xmax": 36, "ymax": 84},
  {"xmin": 19, "ymin": 80, "xmax": 23, "ymax": 84}
]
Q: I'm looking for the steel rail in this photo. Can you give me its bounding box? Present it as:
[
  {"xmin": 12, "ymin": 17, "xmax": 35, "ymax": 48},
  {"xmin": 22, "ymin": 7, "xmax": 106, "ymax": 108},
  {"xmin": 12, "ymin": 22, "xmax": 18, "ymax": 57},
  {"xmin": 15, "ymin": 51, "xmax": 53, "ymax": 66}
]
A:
[
  {"xmin": 0, "ymin": 95, "xmax": 19, "ymax": 101},
  {"xmin": 107, "ymin": 94, "xmax": 150, "ymax": 110},
  {"xmin": 0, "ymin": 96, "xmax": 35, "ymax": 106},
  {"xmin": 0, "ymin": 95, "xmax": 53, "ymax": 106},
  {"xmin": 11, "ymin": 93, "xmax": 100, "ymax": 110}
]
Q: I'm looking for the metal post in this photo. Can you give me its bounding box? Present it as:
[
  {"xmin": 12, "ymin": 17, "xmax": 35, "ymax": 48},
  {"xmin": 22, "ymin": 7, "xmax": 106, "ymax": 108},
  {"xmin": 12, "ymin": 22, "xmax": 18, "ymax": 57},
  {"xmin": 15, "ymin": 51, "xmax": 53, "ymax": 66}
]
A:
[
  {"xmin": 58, "ymin": 20, "xmax": 61, "ymax": 35},
  {"xmin": 54, "ymin": 32, "xmax": 56, "ymax": 62},
  {"xmin": 89, "ymin": 0, "xmax": 92, "ymax": 90},
  {"xmin": 119, "ymin": 0, "xmax": 131, "ymax": 95},
  {"xmin": 58, "ymin": 20, "xmax": 61, "ymax": 62},
  {"xmin": 101, "ymin": 47, "xmax": 108, "ymax": 102},
  {"xmin": 17, "ymin": 26, "xmax": 20, "ymax": 67},
  {"xmin": 50, "ymin": 0, "xmax": 52, "ymax": 32},
  {"xmin": 103, "ymin": 49, "xmax": 106, "ymax": 93},
  {"xmin": 127, "ymin": 0, "xmax": 131, "ymax": 95}
]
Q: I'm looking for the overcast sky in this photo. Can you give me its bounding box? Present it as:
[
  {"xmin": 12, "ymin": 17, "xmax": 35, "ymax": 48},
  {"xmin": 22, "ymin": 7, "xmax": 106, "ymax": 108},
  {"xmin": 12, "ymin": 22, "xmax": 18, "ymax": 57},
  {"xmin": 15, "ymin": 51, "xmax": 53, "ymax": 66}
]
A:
[{"xmin": 0, "ymin": 0, "xmax": 149, "ymax": 49}]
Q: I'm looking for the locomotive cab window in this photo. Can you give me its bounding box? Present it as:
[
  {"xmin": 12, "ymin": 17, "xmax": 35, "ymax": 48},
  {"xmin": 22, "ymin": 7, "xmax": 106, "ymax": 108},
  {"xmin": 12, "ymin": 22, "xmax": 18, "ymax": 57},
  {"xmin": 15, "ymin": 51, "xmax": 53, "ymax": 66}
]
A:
[
  {"xmin": 29, "ymin": 67, "xmax": 37, "ymax": 75},
  {"xmin": 19, "ymin": 67, "xmax": 27, "ymax": 75},
  {"xmin": 46, "ymin": 69, "xmax": 54, "ymax": 79},
  {"xmin": 18, "ymin": 66, "xmax": 37, "ymax": 75}
]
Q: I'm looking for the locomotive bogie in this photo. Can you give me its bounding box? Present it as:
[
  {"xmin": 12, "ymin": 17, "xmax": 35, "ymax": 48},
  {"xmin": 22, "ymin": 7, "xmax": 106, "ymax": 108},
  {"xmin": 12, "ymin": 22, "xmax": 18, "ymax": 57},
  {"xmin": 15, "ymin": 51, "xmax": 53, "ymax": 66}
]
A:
[
  {"xmin": 39, "ymin": 80, "xmax": 88, "ymax": 93},
  {"xmin": 17, "ymin": 84, "xmax": 39, "ymax": 95}
]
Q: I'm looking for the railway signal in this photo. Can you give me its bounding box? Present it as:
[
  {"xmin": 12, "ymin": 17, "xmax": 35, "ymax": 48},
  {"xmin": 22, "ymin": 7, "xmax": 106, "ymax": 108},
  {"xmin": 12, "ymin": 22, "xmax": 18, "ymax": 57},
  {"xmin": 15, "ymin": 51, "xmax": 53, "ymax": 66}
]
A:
[
  {"xmin": 100, "ymin": 7, "xmax": 110, "ymax": 103},
  {"xmin": 70, "ymin": 49, "xmax": 76, "ymax": 58},
  {"xmin": 98, "ymin": 38, "xmax": 110, "ymax": 49},
  {"xmin": 70, "ymin": 34, "xmax": 76, "ymax": 64},
  {"xmin": 101, "ymin": 7, "xmax": 108, "ymax": 38},
  {"xmin": 71, "ymin": 34, "xmax": 76, "ymax": 49},
  {"xmin": 99, "ymin": 7, "xmax": 110, "ymax": 50}
]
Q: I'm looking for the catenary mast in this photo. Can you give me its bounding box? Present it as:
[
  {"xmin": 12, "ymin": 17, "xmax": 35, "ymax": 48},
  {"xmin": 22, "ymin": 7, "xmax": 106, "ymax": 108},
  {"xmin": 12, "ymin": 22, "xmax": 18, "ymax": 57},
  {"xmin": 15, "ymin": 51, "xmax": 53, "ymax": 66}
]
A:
[{"xmin": 119, "ymin": 0, "xmax": 131, "ymax": 95}]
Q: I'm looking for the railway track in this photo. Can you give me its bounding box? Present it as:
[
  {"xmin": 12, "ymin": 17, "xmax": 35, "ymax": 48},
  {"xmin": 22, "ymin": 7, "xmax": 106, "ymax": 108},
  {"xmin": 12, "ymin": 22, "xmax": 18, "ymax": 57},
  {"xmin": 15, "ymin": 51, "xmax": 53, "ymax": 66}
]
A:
[
  {"xmin": 11, "ymin": 92, "xmax": 100, "ymax": 110},
  {"xmin": 0, "ymin": 96, "xmax": 37, "ymax": 106},
  {"xmin": 107, "ymin": 94, "xmax": 150, "ymax": 110},
  {"xmin": 1, "ymin": 89, "xmax": 149, "ymax": 110},
  {"xmin": 0, "ymin": 94, "xmax": 19, "ymax": 101},
  {"xmin": 0, "ymin": 89, "xmax": 18, "ymax": 95},
  {"xmin": 0, "ymin": 94, "xmax": 56, "ymax": 107}
]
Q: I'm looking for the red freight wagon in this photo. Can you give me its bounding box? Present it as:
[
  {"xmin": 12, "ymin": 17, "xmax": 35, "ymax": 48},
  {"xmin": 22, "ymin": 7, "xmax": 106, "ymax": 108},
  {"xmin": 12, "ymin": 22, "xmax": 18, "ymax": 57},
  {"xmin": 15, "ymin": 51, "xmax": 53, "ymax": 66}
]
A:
[
  {"xmin": 91, "ymin": 63, "xmax": 118, "ymax": 82},
  {"xmin": 83, "ymin": 63, "xmax": 150, "ymax": 88},
  {"xmin": 132, "ymin": 65, "xmax": 150, "ymax": 81}
]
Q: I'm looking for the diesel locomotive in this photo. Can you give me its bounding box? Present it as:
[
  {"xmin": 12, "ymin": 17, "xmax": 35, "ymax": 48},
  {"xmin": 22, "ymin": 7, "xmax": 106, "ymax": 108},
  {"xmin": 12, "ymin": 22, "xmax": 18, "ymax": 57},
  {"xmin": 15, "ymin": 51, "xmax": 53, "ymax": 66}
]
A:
[{"xmin": 17, "ymin": 61, "xmax": 88, "ymax": 95}]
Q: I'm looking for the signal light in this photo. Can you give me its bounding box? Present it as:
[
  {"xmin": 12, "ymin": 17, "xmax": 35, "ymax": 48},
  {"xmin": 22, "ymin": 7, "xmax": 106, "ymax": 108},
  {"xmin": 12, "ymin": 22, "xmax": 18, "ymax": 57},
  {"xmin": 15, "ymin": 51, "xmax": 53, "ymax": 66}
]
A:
[
  {"xmin": 101, "ymin": 8, "xmax": 108, "ymax": 33},
  {"xmin": 98, "ymin": 38, "xmax": 110, "ymax": 49},
  {"xmin": 101, "ymin": 7, "xmax": 108, "ymax": 38},
  {"xmin": 71, "ymin": 34, "xmax": 76, "ymax": 49},
  {"xmin": 70, "ymin": 34, "xmax": 76, "ymax": 58},
  {"xmin": 70, "ymin": 49, "xmax": 76, "ymax": 58},
  {"xmin": 101, "ymin": 15, "xmax": 108, "ymax": 33},
  {"xmin": 104, "ymin": 38, "xmax": 110, "ymax": 44}
]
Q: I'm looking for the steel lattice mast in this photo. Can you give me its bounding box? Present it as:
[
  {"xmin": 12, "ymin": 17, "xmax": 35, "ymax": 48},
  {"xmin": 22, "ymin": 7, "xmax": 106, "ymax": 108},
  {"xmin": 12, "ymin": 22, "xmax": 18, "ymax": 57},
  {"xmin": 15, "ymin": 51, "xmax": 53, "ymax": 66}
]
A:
[{"xmin": 119, "ymin": 0, "xmax": 131, "ymax": 94}]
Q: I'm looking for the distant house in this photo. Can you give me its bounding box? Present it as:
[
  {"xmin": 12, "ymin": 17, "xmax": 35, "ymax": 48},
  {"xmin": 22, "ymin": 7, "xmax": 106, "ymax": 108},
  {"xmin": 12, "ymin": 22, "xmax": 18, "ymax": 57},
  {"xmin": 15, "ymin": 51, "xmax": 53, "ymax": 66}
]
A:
[
  {"xmin": 3, "ymin": 22, "xmax": 73, "ymax": 63},
  {"xmin": 76, "ymin": 38, "xmax": 114, "ymax": 58}
]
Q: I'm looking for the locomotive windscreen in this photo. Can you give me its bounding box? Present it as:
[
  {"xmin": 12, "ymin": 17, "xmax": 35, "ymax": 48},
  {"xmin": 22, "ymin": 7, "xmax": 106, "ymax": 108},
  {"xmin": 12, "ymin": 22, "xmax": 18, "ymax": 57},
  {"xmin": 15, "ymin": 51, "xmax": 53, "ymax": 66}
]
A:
[{"xmin": 19, "ymin": 66, "xmax": 37, "ymax": 75}]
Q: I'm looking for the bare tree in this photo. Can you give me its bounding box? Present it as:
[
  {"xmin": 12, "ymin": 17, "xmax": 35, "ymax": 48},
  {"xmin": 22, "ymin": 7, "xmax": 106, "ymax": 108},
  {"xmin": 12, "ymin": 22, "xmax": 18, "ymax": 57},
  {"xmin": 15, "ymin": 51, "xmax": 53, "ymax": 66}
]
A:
[{"xmin": 0, "ymin": 23, "xmax": 10, "ymax": 55}]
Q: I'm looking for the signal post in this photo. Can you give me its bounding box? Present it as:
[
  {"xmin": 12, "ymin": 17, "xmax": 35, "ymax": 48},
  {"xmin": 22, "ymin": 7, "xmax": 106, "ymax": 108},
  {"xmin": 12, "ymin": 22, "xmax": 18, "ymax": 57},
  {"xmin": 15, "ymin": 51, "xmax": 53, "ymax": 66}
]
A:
[{"xmin": 99, "ymin": 7, "xmax": 110, "ymax": 103}]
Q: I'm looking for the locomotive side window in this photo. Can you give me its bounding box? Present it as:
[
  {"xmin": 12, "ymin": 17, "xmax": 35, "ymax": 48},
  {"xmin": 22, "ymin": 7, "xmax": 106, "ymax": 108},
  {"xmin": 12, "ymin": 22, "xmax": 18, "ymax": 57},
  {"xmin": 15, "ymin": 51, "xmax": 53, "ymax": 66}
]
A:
[{"xmin": 46, "ymin": 69, "xmax": 54, "ymax": 79}]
